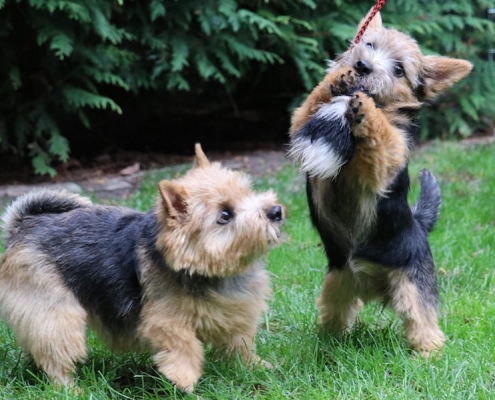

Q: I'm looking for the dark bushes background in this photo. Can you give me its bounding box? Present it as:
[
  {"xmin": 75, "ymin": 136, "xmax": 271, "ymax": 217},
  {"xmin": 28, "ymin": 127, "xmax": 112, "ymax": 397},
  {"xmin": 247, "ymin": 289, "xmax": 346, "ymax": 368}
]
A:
[{"xmin": 0, "ymin": 0, "xmax": 493, "ymax": 175}]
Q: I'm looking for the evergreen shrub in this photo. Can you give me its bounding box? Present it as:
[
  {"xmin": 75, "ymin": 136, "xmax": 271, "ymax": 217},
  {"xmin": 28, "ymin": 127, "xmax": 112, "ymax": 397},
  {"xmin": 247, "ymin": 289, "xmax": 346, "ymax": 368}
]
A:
[{"xmin": 0, "ymin": 0, "xmax": 493, "ymax": 175}]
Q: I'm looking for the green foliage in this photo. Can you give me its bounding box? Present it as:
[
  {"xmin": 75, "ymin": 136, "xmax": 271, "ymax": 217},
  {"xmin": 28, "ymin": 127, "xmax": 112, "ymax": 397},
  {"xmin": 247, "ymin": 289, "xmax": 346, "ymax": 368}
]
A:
[
  {"xmin": 0, "ymin": 0, "xmax": 136, "ymax": 175},
  {"xmin": 0, "ymin": 0, "xmax": 493, "ymax": 175}
]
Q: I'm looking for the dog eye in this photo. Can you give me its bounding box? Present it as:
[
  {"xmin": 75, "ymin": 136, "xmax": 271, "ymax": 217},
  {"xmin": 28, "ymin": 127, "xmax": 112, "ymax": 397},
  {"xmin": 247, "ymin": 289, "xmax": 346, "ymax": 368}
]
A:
[
  {"xmin": 393, "ymin": 63, "xmax": 405, "ymax": 77},
  {"xmin": 217, "ymin": 209, "xmax": 234, "ymax": 225},
  {"xmin": 366, "ymin": 42, "xmax": 374, "ymax": 49}
]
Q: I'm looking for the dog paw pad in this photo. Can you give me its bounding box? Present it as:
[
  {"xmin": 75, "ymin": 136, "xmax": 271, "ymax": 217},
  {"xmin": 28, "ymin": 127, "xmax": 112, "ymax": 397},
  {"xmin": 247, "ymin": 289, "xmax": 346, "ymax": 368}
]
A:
[{"xmin": 346, "ymin": 94, "xmax": 367, "ymax": 125}]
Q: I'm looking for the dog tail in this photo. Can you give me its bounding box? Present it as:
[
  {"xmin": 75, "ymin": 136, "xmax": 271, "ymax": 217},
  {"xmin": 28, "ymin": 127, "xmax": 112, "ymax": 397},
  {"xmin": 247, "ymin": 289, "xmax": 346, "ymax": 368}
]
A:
[
  {"xmin": 411, "ymin": 169, "xmax": 441, "ymax": 233},
  {"xmin": 1, "ymin": 189, "xmax": 92, "ymax": 241}
]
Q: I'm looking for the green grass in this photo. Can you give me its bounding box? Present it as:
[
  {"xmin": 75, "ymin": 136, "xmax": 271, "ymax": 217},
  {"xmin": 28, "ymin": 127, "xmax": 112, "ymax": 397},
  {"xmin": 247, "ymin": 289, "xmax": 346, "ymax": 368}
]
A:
[{"xmin": 1, "ymin": 142, "xmax": 494, "ymax": 399}]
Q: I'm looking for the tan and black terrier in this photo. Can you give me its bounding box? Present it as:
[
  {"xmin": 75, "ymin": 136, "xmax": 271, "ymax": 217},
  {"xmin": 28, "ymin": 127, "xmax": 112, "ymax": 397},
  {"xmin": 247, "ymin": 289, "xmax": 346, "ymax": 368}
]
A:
[
  {"xmin": 289, "ymin": 9, "xmax": 472, "ymax": 356},
  {"xmin": 0, "ymin": 144, "xmax": 284, "ymax": 392}
]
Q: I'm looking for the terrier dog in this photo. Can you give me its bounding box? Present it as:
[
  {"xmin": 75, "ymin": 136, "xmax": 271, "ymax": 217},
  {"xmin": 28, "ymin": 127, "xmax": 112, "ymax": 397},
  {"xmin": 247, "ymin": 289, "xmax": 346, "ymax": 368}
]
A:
[
  {"xmin": 0, "ymin": 144, "xmax": 284, "ymax": 392},
  {"xmin": 289, "ymin": 10, "xmax": 472, "ymax": 356}
]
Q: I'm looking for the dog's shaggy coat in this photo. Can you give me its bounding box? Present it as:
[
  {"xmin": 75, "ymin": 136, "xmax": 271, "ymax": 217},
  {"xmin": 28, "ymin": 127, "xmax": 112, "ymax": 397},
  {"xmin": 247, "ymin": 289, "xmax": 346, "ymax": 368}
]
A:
[
  {"xmin": 289, "ymin": 10, "xmax": 472, "ymax": 356},
  {"xmin": 0, "ymin": 144, "xmax": 284, "ymax": 392}
]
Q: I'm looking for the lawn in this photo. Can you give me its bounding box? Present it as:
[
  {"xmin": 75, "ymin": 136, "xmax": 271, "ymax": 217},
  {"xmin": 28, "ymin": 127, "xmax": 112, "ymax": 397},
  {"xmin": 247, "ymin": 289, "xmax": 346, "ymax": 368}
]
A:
[{"xmin": 0, "ymin": 141, "xmax": 494, "ymax": 399}]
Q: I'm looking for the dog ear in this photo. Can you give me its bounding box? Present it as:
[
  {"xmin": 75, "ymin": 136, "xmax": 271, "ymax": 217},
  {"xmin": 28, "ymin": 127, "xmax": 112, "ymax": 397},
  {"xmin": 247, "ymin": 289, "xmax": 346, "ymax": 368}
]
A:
[
  {"xmin": 421, "ymin": 56, "xmax": 473, "ymax": 98},
  {"xmin": 193, "ymin": 143, "xmax": 211, "ymax": 169},
  {"xmin": 158, "ymin": 180, "xmax": 188, "ymax": 223},
  {"xmin": 357, "ymin": 9, "xmax": 383, "ymax": 34}
]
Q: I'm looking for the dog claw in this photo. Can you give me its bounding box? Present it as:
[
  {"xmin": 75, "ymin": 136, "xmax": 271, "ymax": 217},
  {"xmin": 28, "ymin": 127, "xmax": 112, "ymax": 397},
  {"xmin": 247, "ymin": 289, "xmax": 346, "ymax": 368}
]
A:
[
  {"xmin": 347, "ymin": 71, "xmax": 355, "ymax": 84},
  {"xmin": 330, "ymin": 69, "xmax": 358, "ymax": 96}
]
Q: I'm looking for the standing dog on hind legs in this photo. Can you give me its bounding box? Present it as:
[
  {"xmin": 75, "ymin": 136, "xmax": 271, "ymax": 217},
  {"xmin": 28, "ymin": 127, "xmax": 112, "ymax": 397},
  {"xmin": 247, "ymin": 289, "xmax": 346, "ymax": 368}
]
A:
[
  {"xmin": 0, "ymin": 144, "xmax": 284, "ymax": 393},
  {"xmin": 289, "ymin": 9, "xmax": 472, "ymax": 356}
]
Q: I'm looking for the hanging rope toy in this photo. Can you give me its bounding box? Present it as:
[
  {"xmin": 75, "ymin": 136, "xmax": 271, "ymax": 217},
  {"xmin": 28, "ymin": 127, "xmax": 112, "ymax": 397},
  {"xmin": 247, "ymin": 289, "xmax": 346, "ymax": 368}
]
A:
[{"xmin": 351, "ymin": 0, "xmax": 387, "ymax": 49}]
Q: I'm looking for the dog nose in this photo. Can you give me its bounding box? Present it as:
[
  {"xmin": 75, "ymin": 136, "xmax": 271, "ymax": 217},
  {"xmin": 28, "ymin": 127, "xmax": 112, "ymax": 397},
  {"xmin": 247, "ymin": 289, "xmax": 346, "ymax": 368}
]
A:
[
  {"xmin": 266, "ymin": 205, "xmax": 283, "ymax": 222},
  {"xmin": 354, "ymin": 60, "xmax": 373, "ymax": 75}
]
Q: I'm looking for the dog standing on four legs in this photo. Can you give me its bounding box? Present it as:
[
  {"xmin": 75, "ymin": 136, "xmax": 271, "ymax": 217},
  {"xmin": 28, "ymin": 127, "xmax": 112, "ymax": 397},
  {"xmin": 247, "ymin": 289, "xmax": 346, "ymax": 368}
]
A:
[
  {"xmin": 289, "ymin": 10, "xmax": 473, "ymax": 356},
  {"xmin": 0, "ymin": 144, "xmax": 284, "ymax": 392}
]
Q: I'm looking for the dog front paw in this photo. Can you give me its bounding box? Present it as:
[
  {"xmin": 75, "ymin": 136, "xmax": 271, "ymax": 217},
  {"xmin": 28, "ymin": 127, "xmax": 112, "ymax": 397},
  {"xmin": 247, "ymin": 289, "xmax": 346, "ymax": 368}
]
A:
[
  {"xmin": 154, "ymin": 345, "xmax": 204, "ymax": 394},
  {"xmin": 330, "ymin": 69, "xmax": 357, "ymax": 96},
  {"xmin": 345, "ymin": 92, "xmax": 379, "ymax": 138},
  {"xmin": 346, "ymin": 92, "xmax": 366, "ymax": 125},
  {"xmin": 165, "ymin": 367, "xmax": 201, "ymax": 394}
]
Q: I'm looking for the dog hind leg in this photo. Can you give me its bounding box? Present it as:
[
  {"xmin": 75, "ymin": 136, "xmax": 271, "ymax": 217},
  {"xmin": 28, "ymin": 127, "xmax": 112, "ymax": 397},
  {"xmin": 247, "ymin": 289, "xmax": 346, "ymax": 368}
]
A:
[
  {"xmin": 317, "ymin": 269, "xmax": 364, "ymax": 333},
  {"xmin": 388, "ymin": 269, "xmax": 445, "ymax": 357},
  {"xmin": 0, "ymin": 252, "xmax": 87, "ymax": 385},
  {"xmin": 29, "ymin": 303, "xmax": 88, "ymax": 386}
]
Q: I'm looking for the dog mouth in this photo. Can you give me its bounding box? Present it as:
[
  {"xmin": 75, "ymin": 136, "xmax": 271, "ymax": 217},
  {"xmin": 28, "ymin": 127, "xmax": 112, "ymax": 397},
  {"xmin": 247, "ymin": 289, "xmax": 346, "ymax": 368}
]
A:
[
  {"xmin": 265, "ymin": 224, "xmax": 284, "ymax": 247},
  {"xmin": 354, "ymin": 74, "xmax": 391, "ymax": 103},
  {"xmin": 353, "ymin": 75, "xmax": 375, "ymax": 93}
]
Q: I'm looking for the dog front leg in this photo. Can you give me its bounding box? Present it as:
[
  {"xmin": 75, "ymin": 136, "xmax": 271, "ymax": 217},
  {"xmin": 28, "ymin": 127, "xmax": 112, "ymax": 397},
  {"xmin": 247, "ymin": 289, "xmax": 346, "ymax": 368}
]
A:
[
  {"xmin": 212, "ymin": 329, "xmax": 270, "ymax": 368},
  {"xmin": 290, "ymin": 67, "xmax": 358, "ymax": 136},
  {"xmin": 150, "ymin": 328, "xmax": 204, "ymax": 393},
  {"xmin": 228, "ymin": 334, "xmax": 274, "ymax": 368},
  {"xmin": 289, "ymin": 75, "xmax": 359, "ymax": 180},
  {"xmin": 344, "ymin": 92, "xmax": 409, "ymax": 195}
]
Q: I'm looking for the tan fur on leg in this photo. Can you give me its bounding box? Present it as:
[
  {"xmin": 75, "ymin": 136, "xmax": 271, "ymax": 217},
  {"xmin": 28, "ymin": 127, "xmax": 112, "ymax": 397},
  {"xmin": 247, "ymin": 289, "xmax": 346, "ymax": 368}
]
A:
[
  {"xmin": 139, "ymin": 302, "xmax": 204, "ymax": 393},
  {"xmin": 0, "ymin": 248, "xmax": 87, "ymax": 385},
  {"xmin": 223, "ymin": 334, "xmax": 262, "ymax": 366},
  {"xmin": 152, "ymin": 335, "xmax": 204, "ymax": 393},
  {"xmin": 388, "ymin": 270, "xmax": 445, "ymax": 357},
  {"xmin": 317, "ymin": 269, "xmax": 364, "ymax": 333}
]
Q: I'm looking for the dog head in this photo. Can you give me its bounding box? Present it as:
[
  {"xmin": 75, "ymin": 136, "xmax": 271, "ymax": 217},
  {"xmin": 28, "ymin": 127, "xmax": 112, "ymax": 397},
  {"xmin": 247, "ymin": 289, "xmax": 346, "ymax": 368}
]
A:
[
  {"xmin": 155, "ymin": 144, "xmax": 285, "ymax": 277},
  {"xmin": 331, "ymin": 9, "xmax": 473, "ymax": 106}
]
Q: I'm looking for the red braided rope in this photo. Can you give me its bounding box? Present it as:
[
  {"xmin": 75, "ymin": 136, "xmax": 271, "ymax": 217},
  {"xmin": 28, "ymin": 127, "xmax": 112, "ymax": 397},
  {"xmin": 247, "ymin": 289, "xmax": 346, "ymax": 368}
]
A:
[{"xmin": 351, "ymin": 0, "xmax": 387, "ymax": 48}]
